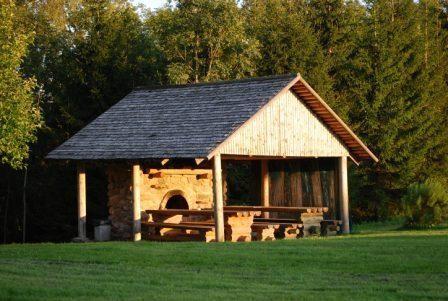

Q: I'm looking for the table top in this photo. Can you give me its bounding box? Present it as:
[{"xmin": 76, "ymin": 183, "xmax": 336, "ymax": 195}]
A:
[
  {"xmin": 223, "ymin": 206, "xmax": 328, "ymax": 213},
  {"xmin": 146, "ymin": 209, "xmax": 261, "ymax": 217}
]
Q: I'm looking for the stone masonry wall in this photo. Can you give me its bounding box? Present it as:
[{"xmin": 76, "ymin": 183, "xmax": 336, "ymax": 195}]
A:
[
  {"xmin": 107, "ymin": 164, "xmax": 214, "ymax": 239},
  {"xmin": 107, "ymin": 164, "xmax": 133, "ymax": 240}
]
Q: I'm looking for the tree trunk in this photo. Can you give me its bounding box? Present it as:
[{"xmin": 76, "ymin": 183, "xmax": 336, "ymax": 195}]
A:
[
  {"xmin": 3, "ymin": 172, "xmax": 10, "ymax": 244},
  {"xmin": 22, "ymin": 167, "xmax": 28, "ymax": 243}
]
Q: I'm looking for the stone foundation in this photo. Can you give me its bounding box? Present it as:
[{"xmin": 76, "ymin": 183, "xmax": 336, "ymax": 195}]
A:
[{"xmin": 107, "ymin": 164, "xmax": 214, "ymax": 239}]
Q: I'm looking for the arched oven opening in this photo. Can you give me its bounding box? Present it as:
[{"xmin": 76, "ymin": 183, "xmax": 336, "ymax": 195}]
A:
[{"xmin": 165, "ymin": 195, "xmax": 189, "ymax": 209}]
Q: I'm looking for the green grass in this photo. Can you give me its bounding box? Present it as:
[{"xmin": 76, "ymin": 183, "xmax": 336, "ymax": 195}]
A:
[{"xmin": 1, "ymin": 226, "xmax": 447, "ymax": 301}]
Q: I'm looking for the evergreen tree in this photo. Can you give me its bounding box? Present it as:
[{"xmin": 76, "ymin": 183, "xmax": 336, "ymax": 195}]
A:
[
  {"xmin": 351, "ymin": 0, "xmax": 448, "ymax": 218},
  {"xmin": 147, "ymin": 0, "xmax": 259, "ymax": 84},
  {"xmin": 417, "ymin": 0, "xmax": 448, "ymax": 184},
  {"xmin": 306, "ymin": 0, "xmax": 369, "ymax": 119},
  {"xmin": 243, "ymin": 0, "xmax": 333, "ymax": 99},
  {"xmin": 6, "ymin": 0, "xmax": 162, "ymax": 242}
]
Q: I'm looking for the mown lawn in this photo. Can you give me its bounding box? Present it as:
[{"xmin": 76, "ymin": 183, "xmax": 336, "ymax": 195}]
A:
[{"xmin": 1, "ymin": 224, "xmax": 447, "ymax": 301}]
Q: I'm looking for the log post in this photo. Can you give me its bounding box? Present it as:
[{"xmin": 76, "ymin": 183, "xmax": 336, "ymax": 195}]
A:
[
  {"xmin": 213, "ymin": 154, "xmax": 225, "ymax": 242},
  {"xmin": 261, "ymin": 160, "xmax": 269, "ymax": 218},
  {"xmin": 339, "ymin": 156, "xmax": 350, "ymax": 234},
  {"xmin": 132, "ymin": 164, "xmax": 141, "ymax": 241},
  {"xmin": 77, "ymin": 163, "xmax": 87, "ymax": 240}
]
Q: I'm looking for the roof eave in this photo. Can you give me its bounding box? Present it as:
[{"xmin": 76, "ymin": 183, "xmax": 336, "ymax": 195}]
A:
[
  {"xmin": 207, "ymin": 74, "xmax": 378, "ymax": 163},
  {"xmin": 292, "ymin": 77, "xmax": 378, "ymax": 163}
]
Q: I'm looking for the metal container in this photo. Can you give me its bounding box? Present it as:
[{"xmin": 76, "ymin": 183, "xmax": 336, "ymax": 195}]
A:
[{"xmin": 94, "ymin": 221, "xmax": 111, "ymax": 242}]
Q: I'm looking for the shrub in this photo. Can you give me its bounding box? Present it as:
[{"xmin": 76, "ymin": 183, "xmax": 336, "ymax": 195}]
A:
[{"xmin": 402, "ymin": 179, "xmax": 448, "ymax": 228}]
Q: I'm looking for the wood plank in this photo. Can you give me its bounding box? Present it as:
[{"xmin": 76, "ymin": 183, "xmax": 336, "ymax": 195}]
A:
[
  {"xmin": 339, "ymin": 157, "xmax": 350, "ymax": 234},
  {"xmin": 143, "ymin": 222, "xmax": 214, "ymax": 231},
  {"xmin": 261, "ymin": 160, "xmax": 269, "ymax": 218},
  {"xmin": 224, "ymin": 206, "xmax": 328, "ymax": 213},
  {"xmin": 209, "ymin": 90, "xmax": 350, "ymax": 158},
  {"xmin": 146, "ymin": 209, "xmax": 261, "ymax": 216},
  {"xmin": 132, "ymin": 164, "xmax": 141, "ymax": 241},
  {"xmin": 77, "ymin": 163, "xmax": 87, "ymax": 240},
  {"xmin": 213, "ymin": 154, "xmax": 225, "ymax": 242}
]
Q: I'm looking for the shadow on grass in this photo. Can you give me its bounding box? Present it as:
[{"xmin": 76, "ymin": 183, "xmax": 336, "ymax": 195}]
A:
[{"xmin": 351, "ymin": 218, "xmax": 448, "ymax": 240}]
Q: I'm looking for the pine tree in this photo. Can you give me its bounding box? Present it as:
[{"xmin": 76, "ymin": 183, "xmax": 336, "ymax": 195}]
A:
[
  {"xmin": 10, "ymin": 0, "xmax": 162, "ymax": 242},
  {"xmin": 352, "ymin": 0, "xmax": 448, "ymax": 218},
  {"xmin": 306, "ymin": 0, "xmax": 369, "ymax": 120},
  {"xmin": 417, "ymin": 0, "xmax": 448, "ymax": 184},
  {"xmin": 243, "ymin": 0, "xmax": 333, "ymax": 100}
]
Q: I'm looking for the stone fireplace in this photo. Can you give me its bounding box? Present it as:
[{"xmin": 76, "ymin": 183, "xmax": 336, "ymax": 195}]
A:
[{"xmin": 107, "ymin": 164, "xmax": 214, "ymax": 239}]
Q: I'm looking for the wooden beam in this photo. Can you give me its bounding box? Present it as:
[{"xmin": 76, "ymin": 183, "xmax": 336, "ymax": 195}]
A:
[
  {"xmin": 77, "ymin": 163, "xmax": 87, "ymax": 240},
  {"xmin": 261, "ymin": 160, "xmax": 269, "ymax": 219},
  {"xmin": 339, "ymin": 157, "xmax": 350, "ymax": 234},
  {"xmin": 213, "ymin": 154, "xmax": 225, "ymax": 242},
  {"xmin": 132, "ymin": 164, "xmax": 141, "ymax": 241},
  {"xmin": 148, "ymin": 169, "xmax": 211, "ymax": 175},
  {"xmin": 297, "ymin": 78, "xmax": 379, "ymax": 162},
  {"xmin": 196, "ymin": 173, "xmax": 210, "ymax": 180},
  {"xmin": 195, "ymin": 158, "xmax": 205, "ymax": 165}
]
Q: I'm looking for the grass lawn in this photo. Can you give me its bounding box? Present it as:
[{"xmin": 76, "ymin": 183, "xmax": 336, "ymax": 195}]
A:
[{"xmin": 1, "ymin": 224, "xmax": 447, "ymax": 301}]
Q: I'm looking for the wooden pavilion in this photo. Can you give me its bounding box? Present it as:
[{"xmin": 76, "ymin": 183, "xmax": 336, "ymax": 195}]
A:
[{"xmin": 47, "ymin": 74, "xmax": 378, "ymax": 242}]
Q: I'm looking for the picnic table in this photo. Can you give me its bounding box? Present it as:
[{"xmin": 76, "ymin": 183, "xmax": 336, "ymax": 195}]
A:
[
  {"xmin": 145, "ymin": 208, "xmax": 261, "ymax": 242},
  {"xmin": 225, "ymin": 206, "xmax": 328, "ymax": 238},
  {"xmin": 144, "ymin": 206, "xmax": 330, "ymax": 242}
]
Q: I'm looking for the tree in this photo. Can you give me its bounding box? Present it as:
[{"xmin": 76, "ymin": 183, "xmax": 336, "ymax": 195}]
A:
[
  {"xmin": 416, "ymin": 0, "xmax": 448, "ymax": 184},
  {"xmin": 147, "ymin": 0, "xmax": 259, "ymax": 84},
  {"xmin": 243, "ymin": 0, "xmax": 333, "ymax": 100},
  {"xmin": 0, "ymin": 0, "xmax": 41, "ymax": 169},
  {"xmin": 350, "ymin": 0, "xmax": 448, "ymax": 219},
  {"xmin": 306, "ymin": 0, "xmax": 369, "ymax": 119},
  {"xmin": 4, "ymin": 0, "xmax": 162, "ymax": 243}
]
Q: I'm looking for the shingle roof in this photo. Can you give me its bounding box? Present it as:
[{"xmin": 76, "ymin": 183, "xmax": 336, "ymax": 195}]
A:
[{"xmin": 47, "ymin": 74, "xmax": 297, "ymax": 160}]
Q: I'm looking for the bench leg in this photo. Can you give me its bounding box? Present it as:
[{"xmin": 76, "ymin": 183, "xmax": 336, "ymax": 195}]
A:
[
  {"xmin": 204, "ymin": 230, "xmax": 216, "ymax": 243},
  {"xmin": 251, "ymin": 227, "xmax": 275, "ymax": 241},
  {"xmin": 301, "ymin": 213, "xmax": 323, "ymax": 237}
]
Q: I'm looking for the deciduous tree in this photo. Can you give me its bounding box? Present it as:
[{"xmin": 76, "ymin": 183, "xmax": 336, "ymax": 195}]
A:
[{"xmin": 0, "ymin": 0, "xmax": 41, "ymax": 169}]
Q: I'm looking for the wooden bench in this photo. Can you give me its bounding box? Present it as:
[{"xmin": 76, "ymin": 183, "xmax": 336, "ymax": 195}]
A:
[
  {"xmin": 253, "ymin": 218, "xmax": 303, "ymax": 239},
  {"xmin": 251, "ymin": 222, "xmax": 276, "ymax": 241},
  {"xmin": 225, "ymin": 206, "xmax": 326, "ymax": 237},
  {"xmin": 145, "ymin": 209, "xmax": 261, "ymax": 242},
  {"xmin": 320, "ymin": 220, "xmax": 342, "ymax": 236},
  {"xmin": 142, "ymin": 221, "xmax": 216, "ymax": 242}
]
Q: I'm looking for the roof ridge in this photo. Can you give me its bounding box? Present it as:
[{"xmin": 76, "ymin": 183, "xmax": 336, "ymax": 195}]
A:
[{"xmin": 134, "ymin": 73, "xmax": 297, "ymax": 91}]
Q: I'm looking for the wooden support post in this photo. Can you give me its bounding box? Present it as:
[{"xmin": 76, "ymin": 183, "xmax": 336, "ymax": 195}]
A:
[
  {"xmin": 213, "ymin": 154, "xmax": 225, "ymax": 242},
  {"xmin": 132, "ymin": 164, "xmax": 141, "ymax": 241},
  {"xmin": 339, "ymin": 156, "xmax": 350, "ymax": 234},
  {"xmin": 261, "ymin": 160, "xmax": 269, "ymax": 218},
  {"xmin": 77, "ymin": 163, "xmax": 87, "ymax": 240}
]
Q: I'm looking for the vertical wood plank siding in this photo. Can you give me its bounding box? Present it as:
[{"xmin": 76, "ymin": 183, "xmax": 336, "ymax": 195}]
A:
[{"xmin": 219, "ymin": 90, "xmax": 349, "ymax": 157}]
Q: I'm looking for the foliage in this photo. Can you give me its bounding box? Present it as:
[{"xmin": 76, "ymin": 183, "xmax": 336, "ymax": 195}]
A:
[
  {"xmin": 1, "ymin": 0, "xmax": 161, "ymax": 244},
  {"xmin": 243, "ymin": 0, "xmax": 333, "ymax": 100},
  {"xmin": 1, "ymin": 0, "xmax": 448, "ymax": 242},
  {"xmin": 0, "ymin": 0, "xmax": 41, "ymax": 169},
  {"xmin": 24, "ymin": 0, "xmax": 162, "ymax": 132},
  {"xmin": 350, "ymin": 0, "xmax": 448, "ymax": 221},
  {"xmin": 401, "ymin": 179, "xmax": 448, "ymax": 228},
  {"xmin": 147, "ymin": 0, "xmax": 259, "ymax": 84},
  {"xmin": 306, "ymin": 0, "xmax": 370, "ymax": 119}
]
